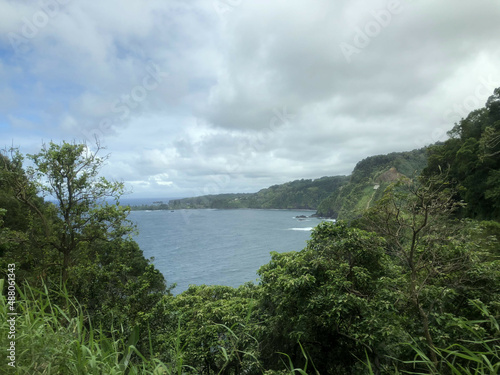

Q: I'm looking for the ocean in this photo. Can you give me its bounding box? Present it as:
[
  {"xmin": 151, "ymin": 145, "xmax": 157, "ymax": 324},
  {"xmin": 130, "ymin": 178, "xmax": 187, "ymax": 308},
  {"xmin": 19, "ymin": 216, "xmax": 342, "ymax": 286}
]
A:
[{"xmin": 129, "ymin": 208, "xmax": 329, "ymax": 294}]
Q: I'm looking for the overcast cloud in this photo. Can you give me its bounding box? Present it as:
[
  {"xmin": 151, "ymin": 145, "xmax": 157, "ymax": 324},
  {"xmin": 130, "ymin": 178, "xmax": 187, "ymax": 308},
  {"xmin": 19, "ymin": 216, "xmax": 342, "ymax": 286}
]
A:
[{"xmin": 1, "ymin": 0, "xmax": 500, "ymax": 198}]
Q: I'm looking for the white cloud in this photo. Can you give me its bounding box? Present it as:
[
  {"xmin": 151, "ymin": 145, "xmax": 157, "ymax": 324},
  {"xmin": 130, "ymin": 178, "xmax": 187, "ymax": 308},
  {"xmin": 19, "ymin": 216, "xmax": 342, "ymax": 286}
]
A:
[{"xmin": 1, "ymin": 0, "xmax": 500, "ymax": 197}]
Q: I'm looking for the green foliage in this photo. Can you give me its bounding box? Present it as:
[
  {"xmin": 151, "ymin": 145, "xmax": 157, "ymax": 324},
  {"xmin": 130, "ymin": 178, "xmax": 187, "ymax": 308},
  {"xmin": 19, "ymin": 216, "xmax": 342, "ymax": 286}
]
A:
[
  {"xmin": 0, "ymin": 143, "xmax": 169, "ymax": 364},
  {"xmin": 26, "ymin": 141, "xmax": 134, "ymax": 282},
  {"xmin": 315, "ymin": 148, "xmax": 428, "ymax": 219},
  {"xmin": 373, "ymin": 300, "xmax": 500, "ymax": 375},
  {"xmin": 356, "ymin": 176, "xmax": 500, "ymax": 369},
  {"xmin": 350, "ymin": 149, "xmax": 428, "ymax": 185},
  {"xmin": 424, "ymin": 87, "xmax": 500, "ymax": 220},
  {"xmin": 157, "ymin": 284, "xmax": 263, "ymax": 374},
  {"xmin": 167, "ymin": 176, "xmax": 349, "ymax": 210},
  {"xmin": 2, "ymin": 128, "xmax": 499, "ymax": 375},
  {"xmin": 258, "ymin": 222, "xmax": 406, "ymax": 374},
  {"xmin": 256, "ymin": 179, "xmax": 499, "ymax": 374},
  {"xmin": 0, "ymin": 281, "xmax": 171, "ymax": 374},
  {"xmin": 68, "ymin": 238, "xmax": 169, "ymax": 339},
  {"xmin": 0, "ymin": 151, "xmax": 55, "ymax": 283},
  {"xmin": 165, "ymin": 149, "xmax": 427, "ymax": 221}
]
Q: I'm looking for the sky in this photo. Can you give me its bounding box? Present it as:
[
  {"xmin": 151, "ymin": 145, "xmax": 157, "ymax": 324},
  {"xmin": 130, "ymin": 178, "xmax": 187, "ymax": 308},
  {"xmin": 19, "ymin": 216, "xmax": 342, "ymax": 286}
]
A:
[{"xmin": 1, "ymin": 0, "xmax": 500, "ymax": 198}]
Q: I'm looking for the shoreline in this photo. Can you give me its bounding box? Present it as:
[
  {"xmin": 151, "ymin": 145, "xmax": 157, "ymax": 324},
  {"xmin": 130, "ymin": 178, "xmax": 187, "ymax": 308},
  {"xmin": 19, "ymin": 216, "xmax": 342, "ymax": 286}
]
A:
[{"xmin": 128, "ymin": 206, "xmax": 337, "ymax": 219}]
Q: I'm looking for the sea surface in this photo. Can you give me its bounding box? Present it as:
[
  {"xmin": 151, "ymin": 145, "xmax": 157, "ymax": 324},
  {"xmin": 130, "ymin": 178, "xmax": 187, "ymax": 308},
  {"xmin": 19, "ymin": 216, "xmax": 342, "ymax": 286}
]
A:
[{"xmin": 129, "ymin": 208, "xmax": 329, "ymax": 294}]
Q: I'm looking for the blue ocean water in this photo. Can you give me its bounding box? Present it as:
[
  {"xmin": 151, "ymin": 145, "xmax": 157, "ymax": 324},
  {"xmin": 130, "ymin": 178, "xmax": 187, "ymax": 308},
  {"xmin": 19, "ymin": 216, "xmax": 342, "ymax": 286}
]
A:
[{"xmin": 129, "ymin": 209, "xmax": 328, "ymax": 294}]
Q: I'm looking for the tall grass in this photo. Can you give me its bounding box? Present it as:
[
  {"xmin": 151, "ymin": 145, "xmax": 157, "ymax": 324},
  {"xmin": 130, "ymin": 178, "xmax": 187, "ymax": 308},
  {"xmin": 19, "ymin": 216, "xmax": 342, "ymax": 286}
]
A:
[
  {"xmin": 0, "ymin": 280, "xmax": 171, "ymax": 374},
  {"xmin": 405, "ymin": 300, "xmax": 500, "ymax": 375},
  {"xmin": 363, "ymin": 300, "xmax": 500, "ymax": 375}
]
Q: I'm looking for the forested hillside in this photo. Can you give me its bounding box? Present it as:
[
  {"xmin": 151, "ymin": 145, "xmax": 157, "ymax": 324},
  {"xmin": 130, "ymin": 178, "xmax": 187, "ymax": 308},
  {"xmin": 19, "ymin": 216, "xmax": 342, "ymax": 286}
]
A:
[
  {"xmin": 315, "ymin": 148, "xmax": 428, "ymax": 218},
  {"xmin": 167, "ymin": 175, "xmax": 349, "ymax": 210},
  {"xmin": 424, "ymin": 87, "xmax": 500, "ymax": 220}
]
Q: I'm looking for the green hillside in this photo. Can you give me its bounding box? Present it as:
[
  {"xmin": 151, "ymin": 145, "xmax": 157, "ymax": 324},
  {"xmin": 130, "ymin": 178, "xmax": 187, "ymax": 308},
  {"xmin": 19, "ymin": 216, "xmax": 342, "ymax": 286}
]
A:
[
  {"xmin": 424, "ymin": 88, "xmax": 500, "ymax": 220},
  {"xmin": 315, "ymin": 148, "xmax": 428, "ymax": 219},
  {"xmin": 167, "ymin": 175, "xmax": 349, "ymax": 210}
]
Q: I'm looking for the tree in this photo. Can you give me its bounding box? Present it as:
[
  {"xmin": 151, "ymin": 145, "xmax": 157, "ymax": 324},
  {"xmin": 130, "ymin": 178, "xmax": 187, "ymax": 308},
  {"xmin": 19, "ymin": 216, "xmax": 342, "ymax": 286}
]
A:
[
  {"xmin": 69, "ymin": 237, "xmax": 168, "ymax": 351},
  {"xmin": 0, "ymin": 151, "xmax": 55, "ymax": 282},
  {"xmin": 25, "ymin": 141, "xmax": 133, "ymax": 282},
  {"xmin": 424, "ymin": 87, "xmax": 500, "ymax": 220},
  {"xmin": 257, "ymin": 222, "xmax": 403, "ymax": 374},
  {"xmin": 157, "ymin": 284, "xmax": 261, "ymax": 374},
  {"xmin": 2, "ymin": 141, "xmax": 169, "ymax": 356},
  {"xmin": 357, "ymin": 175, "xmax": 496, "ymax": 367}
]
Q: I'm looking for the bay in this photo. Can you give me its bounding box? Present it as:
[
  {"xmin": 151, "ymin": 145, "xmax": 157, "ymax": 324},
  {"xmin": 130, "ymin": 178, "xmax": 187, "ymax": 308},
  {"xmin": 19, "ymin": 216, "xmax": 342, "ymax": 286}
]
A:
[{"xmin": 129, "ymin": 209, "xmax": 328, "ymax": 294}]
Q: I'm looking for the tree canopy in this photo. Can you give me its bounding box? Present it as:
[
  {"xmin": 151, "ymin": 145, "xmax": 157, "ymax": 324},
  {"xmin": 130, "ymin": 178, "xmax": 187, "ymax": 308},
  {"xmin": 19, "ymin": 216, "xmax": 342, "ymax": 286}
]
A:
[{"xmin": 424, "ymin": 88, "xmax": 500, "ymax": 220}]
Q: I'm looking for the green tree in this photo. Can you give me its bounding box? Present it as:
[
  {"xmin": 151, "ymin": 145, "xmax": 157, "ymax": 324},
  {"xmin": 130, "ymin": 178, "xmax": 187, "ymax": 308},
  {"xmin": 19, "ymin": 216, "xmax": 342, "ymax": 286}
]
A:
[
  {"xmin": 1, "ymin": 142, "xmax": 169, "ymax": 357},
  {"xmin": 157, "ymin": 284, "xmax": 261, "ymax": 374},
  {"xmin": 258, "ymin": 222, "xmax": 404, "ymax": 374},
  {"xmin": 26, "ymin": 141, "xmax": 133, "ymax": 282},
  {"xmin": 358, "ymin": 175, "xmax": 500, "ymax": 368},
  {"xmin": 0, "ymin": 151, "xmax": 56, "ymax": 282},
  {"xmin": 424, "ymin": 87, "xmax": 500, "ymax": 220}
]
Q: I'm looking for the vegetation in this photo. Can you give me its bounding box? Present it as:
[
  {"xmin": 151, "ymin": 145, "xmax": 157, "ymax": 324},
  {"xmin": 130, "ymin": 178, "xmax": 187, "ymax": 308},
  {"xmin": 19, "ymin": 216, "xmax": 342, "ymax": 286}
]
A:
[
  {"xmin": 0, "ymin": 142, "xmax": 168, "ymax": 360},
  {"xmin": 424, "ymin": 87, "xmax": 500, "ymax": 220},
  {"xmin": 1, "ymin": 87, "xmax": 499, "ymax": 373},
  {"xmin": 315, "ymin": 148, "xmax": 428, "ymax": 219},
  {"xmin": 166, "ymin": 176, "xmax": 349, "ymax": 211},
  {"xmin": 0, "ymin": 281, "xmax": 171, "ymax": 374}
]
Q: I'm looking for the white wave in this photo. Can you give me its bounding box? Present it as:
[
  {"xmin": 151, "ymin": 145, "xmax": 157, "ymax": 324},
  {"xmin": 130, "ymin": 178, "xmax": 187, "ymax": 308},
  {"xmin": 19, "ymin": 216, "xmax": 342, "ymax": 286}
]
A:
[{"xmin": 288, "ymin": 227, "xmax": 313, "ymax": 231}]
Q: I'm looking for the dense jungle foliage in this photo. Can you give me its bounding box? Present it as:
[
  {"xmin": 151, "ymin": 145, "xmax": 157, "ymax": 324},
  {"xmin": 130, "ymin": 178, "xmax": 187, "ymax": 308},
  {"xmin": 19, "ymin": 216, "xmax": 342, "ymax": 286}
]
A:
[{"xmin": 1, "ymin": 88, "xmax": 499, "ymax": 374}]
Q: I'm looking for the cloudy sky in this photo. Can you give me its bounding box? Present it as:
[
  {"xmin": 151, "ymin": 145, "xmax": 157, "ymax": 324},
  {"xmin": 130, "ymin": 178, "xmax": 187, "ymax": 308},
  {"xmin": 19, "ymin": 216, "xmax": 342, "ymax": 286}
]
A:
[{"xmin": 1, "ymin": 0, "xmax": 500, "ymax": 198}]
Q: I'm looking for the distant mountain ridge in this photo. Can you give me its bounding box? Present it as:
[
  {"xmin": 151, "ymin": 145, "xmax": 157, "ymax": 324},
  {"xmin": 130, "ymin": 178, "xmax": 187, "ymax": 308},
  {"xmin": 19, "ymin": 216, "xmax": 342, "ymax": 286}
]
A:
[
  {"xmin": 146, "ymin": 147, "xmax": 428, "ymax": 218},
  {"xmin": 168, "ymin": 175, "xmax": 348, "ymax": 211}
]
